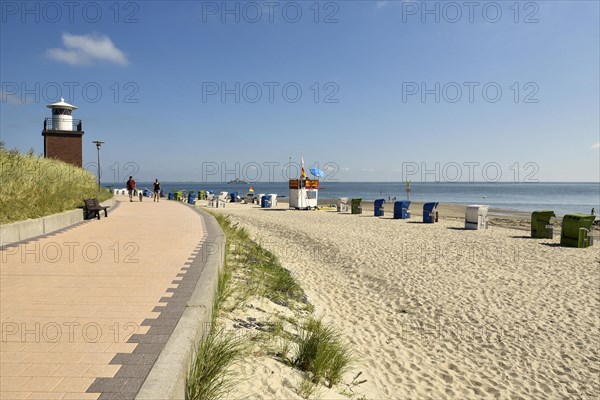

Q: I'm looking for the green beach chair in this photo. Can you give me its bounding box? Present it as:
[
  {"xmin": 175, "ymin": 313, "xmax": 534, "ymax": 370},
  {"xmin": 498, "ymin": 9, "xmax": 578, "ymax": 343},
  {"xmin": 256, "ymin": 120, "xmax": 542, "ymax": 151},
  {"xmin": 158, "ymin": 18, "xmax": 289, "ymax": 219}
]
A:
[
  {"xmin": 531, "ymin": 210, "xmax": 556, "ymax": 238},
  {"xmin": 351, "ymin": 198, "xmax": 362, "ymax": 215},
  {"xmin": 560, "ymin": 214, "xmax": 596, "ymax": 248}
]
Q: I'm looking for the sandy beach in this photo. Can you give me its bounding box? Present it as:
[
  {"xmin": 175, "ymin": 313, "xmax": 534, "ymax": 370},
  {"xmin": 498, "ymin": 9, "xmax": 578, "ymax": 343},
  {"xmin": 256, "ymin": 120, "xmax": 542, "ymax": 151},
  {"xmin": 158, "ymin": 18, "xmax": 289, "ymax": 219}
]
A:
[{"xmin": 210, "ymin": 202, "xmax": 599, "ymax": 399}]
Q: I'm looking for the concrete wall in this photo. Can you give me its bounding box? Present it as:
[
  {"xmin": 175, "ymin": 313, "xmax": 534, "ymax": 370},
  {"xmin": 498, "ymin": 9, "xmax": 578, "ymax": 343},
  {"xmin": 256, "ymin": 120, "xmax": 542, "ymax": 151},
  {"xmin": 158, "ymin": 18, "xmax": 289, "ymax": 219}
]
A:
[
  {"xmin": 0, "ymin": 198, "xmax": 115, "ymax": 247},
  {"xmin": 136, "ymin": 207, "xmax": 225, "ymax": 400}
]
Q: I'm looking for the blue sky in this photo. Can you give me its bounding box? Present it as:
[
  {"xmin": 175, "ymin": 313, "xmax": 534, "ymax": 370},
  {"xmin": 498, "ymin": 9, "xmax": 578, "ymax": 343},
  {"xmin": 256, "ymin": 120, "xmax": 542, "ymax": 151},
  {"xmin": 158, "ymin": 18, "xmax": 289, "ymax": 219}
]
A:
[{"xmin": 1, "ymin": 0, "xmax": 598, "ymax": 183}]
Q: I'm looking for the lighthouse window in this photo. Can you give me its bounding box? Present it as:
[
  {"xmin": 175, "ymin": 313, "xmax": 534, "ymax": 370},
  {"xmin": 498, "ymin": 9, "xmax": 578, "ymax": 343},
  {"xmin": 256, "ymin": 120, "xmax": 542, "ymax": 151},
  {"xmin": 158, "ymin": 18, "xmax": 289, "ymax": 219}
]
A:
[{"xmin": 52, "ymin": 109, "xmax": 72, "ymax": 116}]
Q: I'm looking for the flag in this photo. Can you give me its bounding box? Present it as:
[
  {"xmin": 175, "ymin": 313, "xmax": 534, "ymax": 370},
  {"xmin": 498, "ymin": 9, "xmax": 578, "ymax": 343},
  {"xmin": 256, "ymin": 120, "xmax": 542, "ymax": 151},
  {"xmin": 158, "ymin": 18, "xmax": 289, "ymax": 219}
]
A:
[
  {"xmin": 249, "ymin": 187, "xmax": 254, "ymax": 192},
  {"xmin": 301, "ymin": 157, "xmax": 307, "ymax": 179}
]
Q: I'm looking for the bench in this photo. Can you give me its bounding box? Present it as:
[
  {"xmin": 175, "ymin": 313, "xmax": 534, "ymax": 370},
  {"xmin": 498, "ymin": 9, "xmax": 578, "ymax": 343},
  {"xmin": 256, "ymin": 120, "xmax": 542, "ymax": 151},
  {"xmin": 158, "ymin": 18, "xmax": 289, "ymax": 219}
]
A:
[{"xmin": 83, "ymin": 198, "xmax": 110, "ymax": 220}]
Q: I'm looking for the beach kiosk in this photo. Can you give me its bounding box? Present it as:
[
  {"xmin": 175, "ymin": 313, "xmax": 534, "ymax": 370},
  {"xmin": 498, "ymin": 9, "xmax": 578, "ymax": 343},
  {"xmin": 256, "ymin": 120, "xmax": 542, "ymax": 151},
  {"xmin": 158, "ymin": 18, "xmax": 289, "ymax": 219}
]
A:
[{"xmin": 289, "ymin": 179, "xmax": 319, "ymax": 210}]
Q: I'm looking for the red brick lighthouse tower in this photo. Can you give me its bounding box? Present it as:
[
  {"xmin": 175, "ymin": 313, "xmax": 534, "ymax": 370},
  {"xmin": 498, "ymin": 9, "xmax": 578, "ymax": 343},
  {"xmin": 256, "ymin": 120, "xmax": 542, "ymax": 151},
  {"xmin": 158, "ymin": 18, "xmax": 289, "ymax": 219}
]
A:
[{"xmin": 42, "ymin": 98, "xmax": 84, "ymax": 167}]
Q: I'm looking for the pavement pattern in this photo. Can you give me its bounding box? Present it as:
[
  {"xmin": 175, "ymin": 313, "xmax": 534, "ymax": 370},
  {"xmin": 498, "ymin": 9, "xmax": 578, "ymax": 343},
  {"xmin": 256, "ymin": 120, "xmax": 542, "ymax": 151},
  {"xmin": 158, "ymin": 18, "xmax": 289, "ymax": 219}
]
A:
[{"xmin": 1, "ymin": 198, "xmax": 209, "ymax": 400}]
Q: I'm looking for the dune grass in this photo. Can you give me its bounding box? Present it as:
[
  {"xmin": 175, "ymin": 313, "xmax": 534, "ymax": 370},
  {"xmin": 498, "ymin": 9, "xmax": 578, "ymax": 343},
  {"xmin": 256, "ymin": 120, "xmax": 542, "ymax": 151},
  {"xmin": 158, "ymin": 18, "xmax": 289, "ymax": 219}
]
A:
[
  {"xmin": 185, "ymin": 213, "xmax": 247, "ymax": 399},
  {"xmin": 0, "ymin": 148, "xmax": 111, "ymax": 224},
  {"xmin": 213, "ymin": 213, "xmax": 304, "ymax": 307},
  {"xmin": 194, "ymin": 211, "xmax": 356, "ymax": 398},
  {"xmin": 294, "ymin": 317, "xmax": 354, "ymax": 388},
  {"xmin": 185, "ymin": 327, "xmax": 246, "ymax": 400}
]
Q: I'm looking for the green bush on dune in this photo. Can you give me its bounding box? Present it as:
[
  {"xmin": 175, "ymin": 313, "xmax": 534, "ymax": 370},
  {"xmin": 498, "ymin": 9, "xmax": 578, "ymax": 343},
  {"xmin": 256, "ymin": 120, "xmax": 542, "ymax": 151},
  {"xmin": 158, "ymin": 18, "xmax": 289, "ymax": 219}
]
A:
[{"xmin": 0, "ymin": 147, "xmax": 112, "ymax": 224}]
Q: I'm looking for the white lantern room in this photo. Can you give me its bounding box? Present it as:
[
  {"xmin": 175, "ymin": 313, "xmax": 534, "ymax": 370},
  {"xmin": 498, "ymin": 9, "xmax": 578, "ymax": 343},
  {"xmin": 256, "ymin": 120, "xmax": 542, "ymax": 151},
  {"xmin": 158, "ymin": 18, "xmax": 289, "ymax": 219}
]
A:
[{"xmin": 47, "ymin": 98, "xmax": 78, "ymax": 131}]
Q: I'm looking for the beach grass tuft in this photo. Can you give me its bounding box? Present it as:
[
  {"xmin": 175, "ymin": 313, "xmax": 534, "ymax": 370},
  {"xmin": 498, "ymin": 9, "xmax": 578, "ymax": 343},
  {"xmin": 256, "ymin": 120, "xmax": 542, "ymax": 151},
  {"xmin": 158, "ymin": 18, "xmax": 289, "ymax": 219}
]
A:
[
  {"xmin": 186, "ymin": 234, "xmax": 246, "ymax": 400},
  {"xmin": 210, "ymin": 211, "xmax": 305, "ymax": 307},
  {"xmin": 0, "ymin": 148, "xmax": 111, "ymax": 224},
  {"xmin": 205, "ymin": 210, "xmax": 356, "ymax": 396},
  {"xmin": 185, "ymin": 327, "xmax": 246, "ymax": 400},
  {"xmin": 294, "ymin": 317, "xmax": 353, "ymax": 388},
  {"xmin": 296, "ymin": 377, "xmax": 321, "ymax": 399}
]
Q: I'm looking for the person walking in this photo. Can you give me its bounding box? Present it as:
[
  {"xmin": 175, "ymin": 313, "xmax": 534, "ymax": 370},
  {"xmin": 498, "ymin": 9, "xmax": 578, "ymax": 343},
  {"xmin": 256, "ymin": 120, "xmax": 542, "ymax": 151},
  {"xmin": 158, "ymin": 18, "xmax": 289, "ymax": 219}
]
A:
[
  {"xmin": 153, "ymin": 179, "xmax": 161, "ymax": 202},
  {"xmin": 126, "ymin": 176, "xmax": 136, "ymax": 202}
]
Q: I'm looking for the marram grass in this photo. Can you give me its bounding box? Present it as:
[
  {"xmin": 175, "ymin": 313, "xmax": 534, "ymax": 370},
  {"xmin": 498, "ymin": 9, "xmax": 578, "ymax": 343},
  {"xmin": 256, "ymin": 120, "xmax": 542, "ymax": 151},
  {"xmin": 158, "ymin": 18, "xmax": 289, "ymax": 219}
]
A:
[
  {"xmin": 191, "ymin": 211, "xmax": 355, "ymax": 397},
  {"xmin": 0, "ymin": 148, "xmax": 112, "ymax": 224},
  {"xmin": 185, "ymin": 327, "xmax": 246, "ymax": 400},
  {"xmin": 294, "ymin": 317, "xmax": 354, "ymax": 388}
]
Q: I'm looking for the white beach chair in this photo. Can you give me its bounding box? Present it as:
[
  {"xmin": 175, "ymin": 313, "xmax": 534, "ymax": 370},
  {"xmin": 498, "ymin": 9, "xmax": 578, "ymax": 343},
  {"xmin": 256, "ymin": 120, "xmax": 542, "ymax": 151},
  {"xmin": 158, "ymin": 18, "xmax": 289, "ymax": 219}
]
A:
[
  {"xmin": 217, "ymin": 192, "xmax": 228, "ymax": 208},
  {"xmin": 465, "ymin": 205, "xmax": 489, "ymax": 230},
  {"xmin": 337, "ymin": 197, "xmax": 349, "ymax": 213},
  {"xmin": 206, "ymin": 193, "xmax": 215, "ymax": 207},
  {"xmin": 269, "ymin": 194, "xmax": 278, "ymax": 207}
]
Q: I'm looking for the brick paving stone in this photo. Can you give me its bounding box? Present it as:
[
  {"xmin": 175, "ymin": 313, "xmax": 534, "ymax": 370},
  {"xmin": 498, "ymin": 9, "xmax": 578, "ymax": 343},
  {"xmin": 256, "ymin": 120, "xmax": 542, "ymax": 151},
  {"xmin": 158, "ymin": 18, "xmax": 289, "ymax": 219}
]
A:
[{"xmin": 1, "ymin": 199, "xmax": 209, "ymax": 398}]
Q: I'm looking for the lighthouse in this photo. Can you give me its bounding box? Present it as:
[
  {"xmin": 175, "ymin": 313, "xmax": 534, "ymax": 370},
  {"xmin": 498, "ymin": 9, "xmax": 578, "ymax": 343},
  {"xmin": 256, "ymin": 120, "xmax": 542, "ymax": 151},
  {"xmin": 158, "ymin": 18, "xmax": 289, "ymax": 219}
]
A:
[{"xmin": 41, "ymin": 98, "xmax": 84, "ymax": 167}]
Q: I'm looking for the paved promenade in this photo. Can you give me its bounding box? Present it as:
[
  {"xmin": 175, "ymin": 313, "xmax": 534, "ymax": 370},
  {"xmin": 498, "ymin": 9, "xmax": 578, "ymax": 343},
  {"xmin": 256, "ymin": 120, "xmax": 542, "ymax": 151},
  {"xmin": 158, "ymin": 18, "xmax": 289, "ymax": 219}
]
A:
[{"xmin": 1, "ymin": 198, "xmax": 209, "ymax": 400}]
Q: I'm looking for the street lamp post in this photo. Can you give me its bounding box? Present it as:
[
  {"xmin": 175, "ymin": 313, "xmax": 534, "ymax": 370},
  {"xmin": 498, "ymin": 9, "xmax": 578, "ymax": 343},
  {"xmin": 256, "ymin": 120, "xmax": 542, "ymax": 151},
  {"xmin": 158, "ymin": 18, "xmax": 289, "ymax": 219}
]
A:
[{"xmin": 92, "ymin": 141, "xmax": 104, "ymax": 186}]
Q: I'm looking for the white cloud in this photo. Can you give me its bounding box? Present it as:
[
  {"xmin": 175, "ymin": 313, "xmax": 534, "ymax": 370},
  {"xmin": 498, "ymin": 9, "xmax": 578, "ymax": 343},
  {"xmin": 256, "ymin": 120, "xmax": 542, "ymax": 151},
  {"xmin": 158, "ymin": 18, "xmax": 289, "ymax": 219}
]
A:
[
  {"xmin": 592, "ymin": 142, "xmax": 600, "ymax": 149},
  {"xmin": 46, "ymin": 33, "xmax": 128, "ymax": 66}
]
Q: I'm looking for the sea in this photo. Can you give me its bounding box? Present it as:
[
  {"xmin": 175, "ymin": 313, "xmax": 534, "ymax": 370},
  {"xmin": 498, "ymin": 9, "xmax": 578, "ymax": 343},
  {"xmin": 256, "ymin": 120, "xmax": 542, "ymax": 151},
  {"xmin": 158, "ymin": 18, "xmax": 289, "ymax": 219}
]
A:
[{"xmin": 111, "ymin": 182, "xmax": 599, "ymax": 217}]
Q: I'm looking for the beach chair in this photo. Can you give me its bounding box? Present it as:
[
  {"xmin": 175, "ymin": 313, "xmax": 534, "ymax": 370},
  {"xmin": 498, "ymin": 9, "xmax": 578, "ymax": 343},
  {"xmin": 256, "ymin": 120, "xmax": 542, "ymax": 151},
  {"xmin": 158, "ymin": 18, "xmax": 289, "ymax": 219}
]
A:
[
  {"xmin": 393, "ymin": 200, "xmax": 411, "ymax": 219},
  {"xmin": 351, "ymin": 198, "xmax": 362, "ymax": 215},
  {"xmin": 269, "ymin": 194, "xmax": 278, "ymax": 207},
  {"xmin": 560, "ymin": 214, "xmax": 596, "ymax": 248},
  {"xmin": 531, "ymin": 210, "xmax": 556, "ymax": 238},
  {"xmin": 244, "ymin": 192, "xmax": 255, "ymax": 204},
  {"xmin": 374, "ymin": 199, "xmax": 386, "ymax": 217},
  {"xmin": 206, "ymin": 193, "xmax": 215, "ymax": 207},
  {"xmin": 229, "ymin": 192, "xmax": 238, "ymax": 203},
  {"xmin": 465, "ymin": 205, "xmax": 489, "ymax": 230},
  {"xmin": 423, "ymin": 202, "xmax": 439, "ymax": 223},
  {"xmin": 217, "ymin": 192, "xmax": 228, "ymax": 208},
  {"xmin": 256, "ymin": 194, "xmax": 265, "ymax": 206},
  {"xmin": 337, "ymin": 197, "xmax": 349, "ymax": 213},
  {"xmin": 261, "ymin": 195, "xmax": 272, "ymax": 208}
]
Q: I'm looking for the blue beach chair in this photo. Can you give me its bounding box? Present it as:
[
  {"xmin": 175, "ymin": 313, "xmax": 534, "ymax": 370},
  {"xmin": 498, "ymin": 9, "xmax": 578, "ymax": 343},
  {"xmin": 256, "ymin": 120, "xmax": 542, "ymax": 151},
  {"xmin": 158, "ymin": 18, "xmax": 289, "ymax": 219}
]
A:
[
  {"xmin": 394, "ymin": 201, "xmax": 411, "ymax": 219},
  {"xmin": 261, "ymin": 195, "xmax": 272, "ymax": 208},
  {"xmin": 374, "ymin": 199, "xmax": 386, "ymax": 217},
  {"xmin": 423, "ymin": 202, "xmax": 439, "ymax": 223}
]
